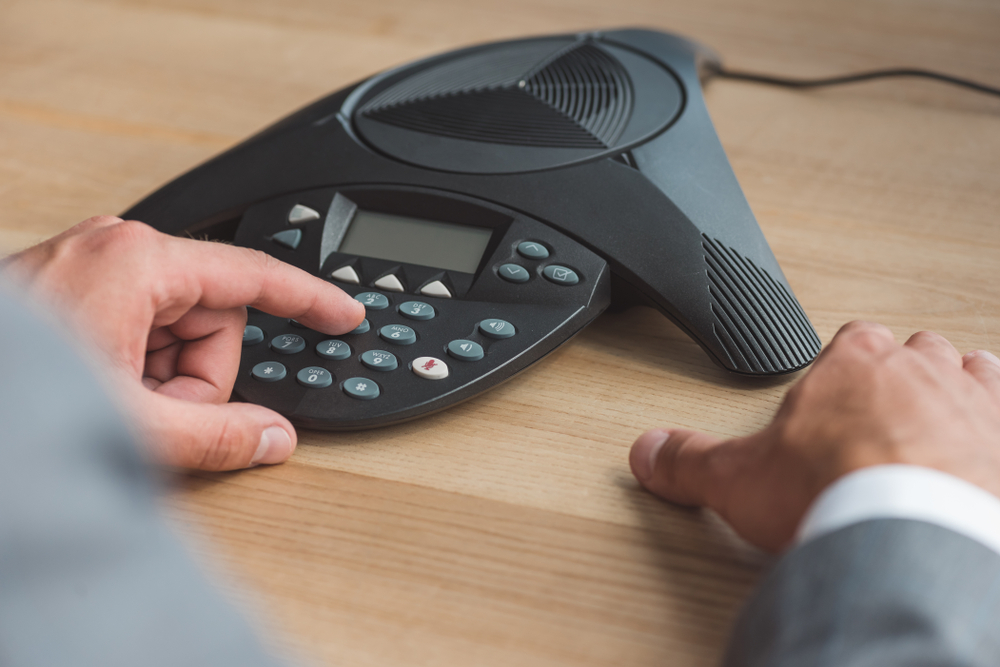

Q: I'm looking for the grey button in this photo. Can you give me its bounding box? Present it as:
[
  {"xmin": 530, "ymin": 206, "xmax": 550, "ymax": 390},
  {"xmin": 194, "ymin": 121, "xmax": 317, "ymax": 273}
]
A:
[
  {"xmin": 361, "ymin": 349, "xmax": 398, "ymax": 372},
  {"xmin": 252, "ymin": 361, "xmax": 286, "ymax": 382},
  {"xmin": 498, "ymin": 263, "xmax": 530, "ymax": 283},
  {"xmin": 542, "ymin": 264, "xmax": 580, "ymax": 286},
  {"xmin": 355, "ymin": 292, "xmax": 389, "ymax": 310},
  {"xmin": 270, "ymin": 334, "xmax": 306, "ymax": 354},
  {"xmin": 288, "ymin": 319, "xmax": 309, "ymax": 329},
  {"xmin": 349, "ymin": 318, "xmax": 370, "ymax": 334},
  {"xmin": 243, "ymin": 325, "xmax": 264, "ymax": 346},
  {"xmin": 343, "ymin": 377, "xmax": 380, "ymax": 400},
  {"xmin": 296, "ymin": 366, "xmax": 333, "ymax": 389},
  {"xmin": 517, "ymin": 241, "xmax": 550, "ymax": 260},
  {"xmin": 447, "ymin": 339, "xmax": 484, "ymax": 361},
  {"xmin": 271, "ymin": 228, "xmax": 302, "ymax": 250},
  {"xmin": 288, "ymin": 204, "xmax": 321, "ymax": 224},
  {"xmin": 316, "ymin": 339, "xmax": 351, "ymax": 360},
  {"xmin": 379, "ymin": 324, "xmax": 416, "ymax": 345},
  {"xmin": 398, "ymin": 301, "xmax": 435, "ymax": 321},
  {"xmin": 479, "ymin": 318, "xmax": 516, "ymax": 339}
]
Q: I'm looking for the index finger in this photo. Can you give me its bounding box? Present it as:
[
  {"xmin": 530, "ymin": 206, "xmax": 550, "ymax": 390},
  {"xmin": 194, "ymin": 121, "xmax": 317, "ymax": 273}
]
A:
[{"xmin": 158, "ymin": 232, "xmax": 365, "ymax": 334}]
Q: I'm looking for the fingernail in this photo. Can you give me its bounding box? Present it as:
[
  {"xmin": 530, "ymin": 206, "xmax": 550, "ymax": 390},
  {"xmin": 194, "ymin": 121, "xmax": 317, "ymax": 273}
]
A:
[
  {"xmin": 252, "ymin": 426, "xmax": 294, "ymax": 465},
  {"xmin": 630, "ymin": 430, "xmax": 670, "ymax": 483},
  {"xmin": 969, "ymin": 350, "xmax": 1000, "ymax": 367}
]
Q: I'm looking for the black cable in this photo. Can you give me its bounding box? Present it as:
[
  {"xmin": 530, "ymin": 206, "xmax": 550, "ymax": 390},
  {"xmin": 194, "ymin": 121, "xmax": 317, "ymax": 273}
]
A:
[{"xmin": 704, "ymin": 63, "xmax": 1000, "ymax": 99}]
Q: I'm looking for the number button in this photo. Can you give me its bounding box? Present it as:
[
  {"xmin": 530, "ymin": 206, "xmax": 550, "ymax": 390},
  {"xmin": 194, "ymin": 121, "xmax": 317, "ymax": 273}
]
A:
[
  {"xmin": 349, "ymin": 318, "xmax": 371, "ymax": 335},
  {"xmin": 316, "ymin": 339, "xmax": 351, "ymax": 360},
  {"xmin": 378, "ymin": 324, "xmax": 417, "ymax": 345},
  {"xmin": 354, "ymin": 292, "xmax": 389, "ymax": 310},
  {"xmin": 398, "ymin": 301, "xmax": 436, "ymax": 321},
  {"xmin": 361, "ymin": 350, "xmax": 398, "ymax": 372},
  {"xmin": 343, "ymin": 377, "xmax": 380, "ymax": 400},
  {"xmin": 498, "ymin": 264, "xmax": 530, "ymax": 283},
  {"xmin": 296, "ymin": 367, "xmax": 332, "ymax": 389},
  {"xmin": 251, "ymin": 361, "xmax": 286, "ymax": 382},
  {"xmin": 270, "ymin": 334, "xmax": 306, "ymax": 354},
  {"xmin": 243, "ymin": 325, "xmax": 264, "ymax": 346},
  {"xmin": 479, "ymin": 318, "xmax": 516, "ymax": 339}
]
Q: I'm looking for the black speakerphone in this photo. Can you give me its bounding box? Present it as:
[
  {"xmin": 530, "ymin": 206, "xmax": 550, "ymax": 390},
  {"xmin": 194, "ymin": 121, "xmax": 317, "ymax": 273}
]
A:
[{"xmin": 124, "ymin": 28, "xmax": 822, "ymax": 430}]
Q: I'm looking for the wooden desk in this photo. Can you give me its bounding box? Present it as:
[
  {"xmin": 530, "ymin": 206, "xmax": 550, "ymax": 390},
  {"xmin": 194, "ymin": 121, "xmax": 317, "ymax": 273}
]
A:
[{"xmin": 2, "ymin": 1, "xmax": 998, "ymax": 664}]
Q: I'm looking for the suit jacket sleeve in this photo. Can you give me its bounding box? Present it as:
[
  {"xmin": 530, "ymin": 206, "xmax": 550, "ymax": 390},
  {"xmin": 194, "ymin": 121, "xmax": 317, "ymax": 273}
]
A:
[
  {"xmin": 0, "ymin": 287, "xmax": 286, "ymax": 667},
  {"xmin": 723, "ymin": 518, "xmax": 1000, "ymax": 667}
]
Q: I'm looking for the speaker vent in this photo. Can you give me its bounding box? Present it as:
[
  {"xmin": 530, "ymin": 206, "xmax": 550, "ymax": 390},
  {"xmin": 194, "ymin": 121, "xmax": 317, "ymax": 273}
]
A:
[
  {"xmin": 359, "ymin": 41, "xmax": 633, "ymax": 149},
  {"xmin": 703, "ymin": 236, "xmax": 821, "ymax": 374}
]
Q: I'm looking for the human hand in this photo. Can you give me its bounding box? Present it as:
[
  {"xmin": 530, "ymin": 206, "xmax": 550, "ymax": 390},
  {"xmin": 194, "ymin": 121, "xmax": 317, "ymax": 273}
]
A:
[
  {"xmin": 629, "ymin": 321, "xmax": 1000, "ymax": 552},
  {"xmin": 3, "ymin": 216, "xmax": 365, "ymax": 470}
]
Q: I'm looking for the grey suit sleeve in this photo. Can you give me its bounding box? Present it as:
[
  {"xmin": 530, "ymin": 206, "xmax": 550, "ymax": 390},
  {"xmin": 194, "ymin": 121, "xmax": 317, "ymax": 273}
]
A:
[
  {"xmin": 0, "ymin": 287, "xmax": 285, "ymax": 667},
  {"xmin": 724, "ymin": 518, "xmax": 1000, "ymax": 667}
]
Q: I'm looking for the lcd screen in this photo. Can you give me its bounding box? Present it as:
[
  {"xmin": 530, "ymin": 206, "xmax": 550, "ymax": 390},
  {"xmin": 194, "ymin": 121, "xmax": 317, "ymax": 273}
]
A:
[{"xmin": 338, "ymin": 210, "xmax": 493, "ymax": 274}]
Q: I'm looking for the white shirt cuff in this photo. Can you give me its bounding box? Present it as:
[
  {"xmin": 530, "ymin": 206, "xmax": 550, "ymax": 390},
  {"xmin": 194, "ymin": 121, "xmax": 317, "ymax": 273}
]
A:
[{"xmin": 795, "ymin": 464, "xmax": 1000, "ymax": 558}]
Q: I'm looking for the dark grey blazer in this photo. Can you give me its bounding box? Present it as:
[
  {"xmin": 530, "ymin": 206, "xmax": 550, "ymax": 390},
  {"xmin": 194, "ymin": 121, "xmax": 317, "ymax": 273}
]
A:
[
  {"xmin": 725, "ymin": 518, "xmax": 1000, "ymax": 666},
  {"xmin": 0, "ymin": 288, "xmax": 282, "ymax": 667}
]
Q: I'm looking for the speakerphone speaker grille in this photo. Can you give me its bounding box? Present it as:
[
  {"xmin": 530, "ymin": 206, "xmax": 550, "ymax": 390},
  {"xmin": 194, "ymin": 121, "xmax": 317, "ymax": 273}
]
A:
[
  {"xmin": 703, "ymin": 236, "xmax": 821, "ymax": 374},
  {"xmin": 360, "ymin": 42, "xmax": 633, "ymax": 148}
]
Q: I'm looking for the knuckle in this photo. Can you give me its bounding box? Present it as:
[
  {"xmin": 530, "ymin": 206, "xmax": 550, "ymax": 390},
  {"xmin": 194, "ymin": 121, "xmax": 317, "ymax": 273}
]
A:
[
  {"xmin": 82, "ymin": 214, "xmax": 123, "ymax": 227},
  {"xmin": 910, "ymin": 330, "xmax": 945, "ymax": 346},
  {"xmin": 78, "ymin": 219, "xmax": 159, "ymax": 258},
  {"xmin": 842, "ymin": 328, "xmax": 893, "ymax": 356},
  {"xmin": 196, "ymin": 420, "xmax": 247, "ymax": 471},
  {"xmin": 107, "ymin": 219, "xmax": 158, "ymax": 246},
  {"xmin": 244, "ymin": 247, "xmax": 281, "ymax": 272}
]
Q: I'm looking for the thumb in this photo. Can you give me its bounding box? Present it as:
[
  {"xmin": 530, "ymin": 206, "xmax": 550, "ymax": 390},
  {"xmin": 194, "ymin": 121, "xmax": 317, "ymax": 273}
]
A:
[
  {"xmin": 629, "ymin": 428, "xmax": 732, "ymax": 509},
  {"xmin": 135, "ymin": 392, "xmax": 297, "ymax": 470}
]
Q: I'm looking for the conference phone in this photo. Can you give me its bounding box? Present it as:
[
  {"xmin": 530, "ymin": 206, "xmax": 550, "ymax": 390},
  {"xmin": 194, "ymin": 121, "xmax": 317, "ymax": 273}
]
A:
[{"xmin": 124, "ymin": 28, "xmax": 822, "ymax": 430}]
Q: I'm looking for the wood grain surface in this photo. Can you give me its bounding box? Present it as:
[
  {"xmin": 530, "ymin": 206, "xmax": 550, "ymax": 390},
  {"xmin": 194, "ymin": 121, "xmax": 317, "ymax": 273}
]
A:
[{"xmin": 2, "ymin": 1, "xmax": 999, "ymax": 665}]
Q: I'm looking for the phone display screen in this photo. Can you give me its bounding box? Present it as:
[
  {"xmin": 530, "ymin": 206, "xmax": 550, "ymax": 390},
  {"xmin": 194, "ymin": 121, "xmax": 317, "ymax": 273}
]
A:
[{"xmin": 338, "ymin": 210, "xmax": 493, "ymax": 274}]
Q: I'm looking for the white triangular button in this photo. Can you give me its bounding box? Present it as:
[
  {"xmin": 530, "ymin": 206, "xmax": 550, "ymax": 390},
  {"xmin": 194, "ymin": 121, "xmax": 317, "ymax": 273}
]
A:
[
  {"xmin": 330, "ymin": 265, "xmax": 360, "ymax": 284},
  {"xmin": 373, "ymin": 274, "xmax": 405, "ymax": 292},
  {"xmin": 288, "ymin": 204, "xmax": 321, "ymax": 224},
  {"xmin": 419, "ymin": 280, "xmax": 452, "ymax": 298}
]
